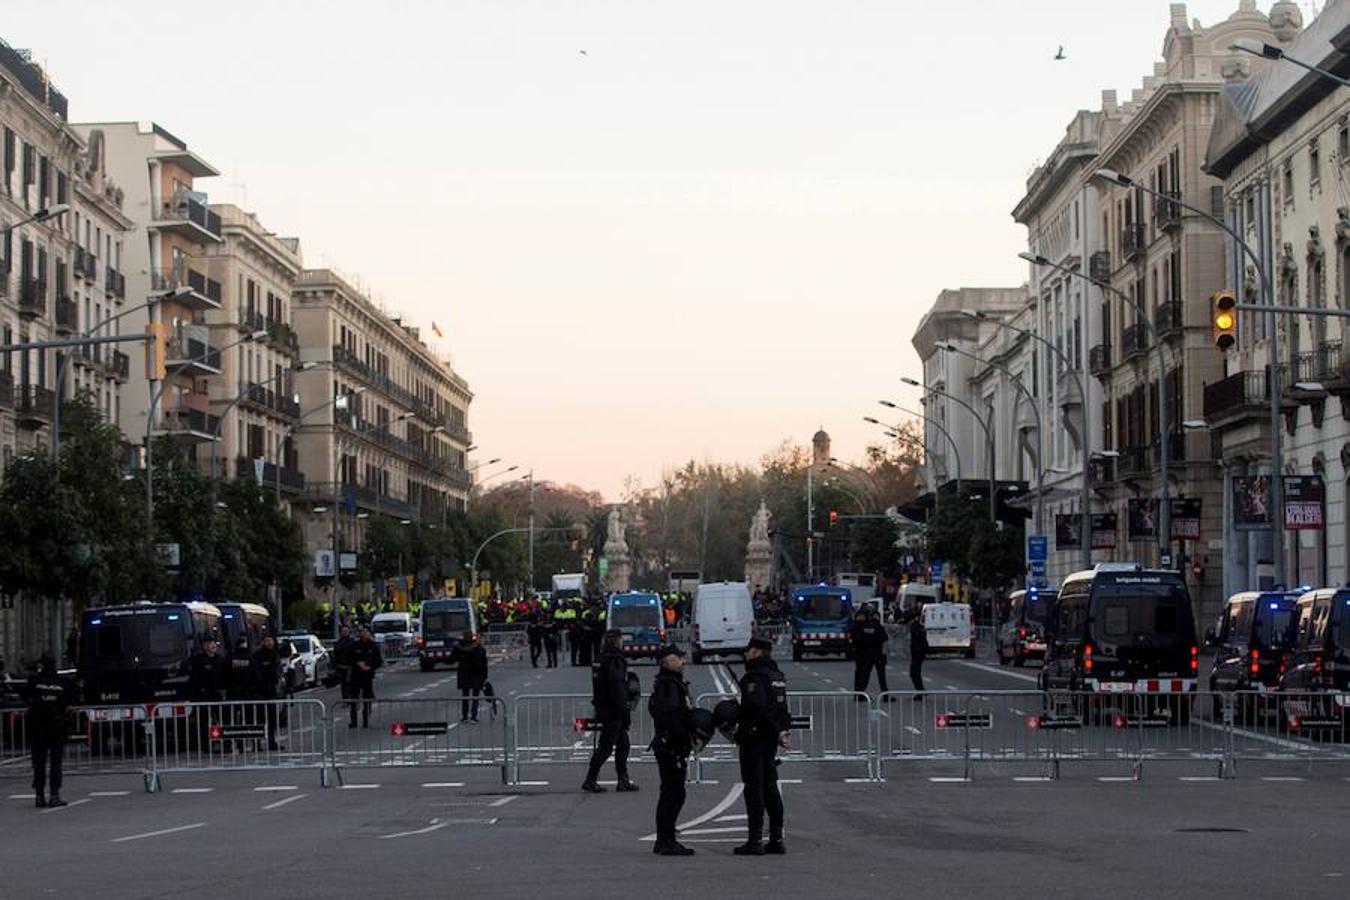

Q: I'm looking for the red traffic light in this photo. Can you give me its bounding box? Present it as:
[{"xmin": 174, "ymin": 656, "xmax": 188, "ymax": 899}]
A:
[{"xmin": 829, "ymin": 510, "xmax": 839, "ymax": 526}]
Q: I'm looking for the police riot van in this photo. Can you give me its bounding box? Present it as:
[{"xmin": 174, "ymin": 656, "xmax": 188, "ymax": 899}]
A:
[
  {"xmin": 607, "ymin": 592, "xmax": 667, "ymax": 660},
  {"xmin": 418, "ymin": 598, "xmax": 478, "ymax": 672},
  {"xmin": 998, "ymin": 588, "xmax": 1055, "ymax": 667},
  {"xmin": 1041, "ymin": 565, "xmax": 1199, "ymax": 724},
  {"xmin": 790, "ymin": 585, "xmax": 854, "ymax": 661},
  {"xmin": 214, "ymin": 602, "xmax": 273, "ymax": 699},
  {"xmin": 921, "ymin": 601, "xmax": 975, "ymax": 658},
  {"xmin": 1208, "ymin": 590, "xmax": 1300, "ymax": 720},
  {"xmin": 1275, "ymin": 588, "xmax": 1350, "ymax": 734},
  {"xmin": 78, "ymin": 602, "xmax": 224, "ymax": 706},
  {"xmin": 370, "ymin": 611, "xmax": 416, "ymax": 657}
]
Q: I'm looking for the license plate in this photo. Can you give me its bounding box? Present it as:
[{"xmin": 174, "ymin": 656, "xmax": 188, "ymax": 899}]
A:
[
  {"xmin": 1026, "ymin": 642, "xmax": 1046, "ymax": 652},
  {"xmin": 425, "ymin": 641, "xmax": 444, "ymax": 648},
  {"xmin": 803, "ymin": 640, "xmax": 820, "ymax": 646}
]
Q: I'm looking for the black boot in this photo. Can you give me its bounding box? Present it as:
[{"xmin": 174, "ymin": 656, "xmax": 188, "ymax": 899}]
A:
[
  {"xmin": 580, "ymin": 779, "xmax": 606, "ymax": 793},
  {"xmin": 34, "ymin": 793, "xmax": 46, "ymax": 809},
  {"xmin": 654, "ymin": 840, "xmax": 695, "ymax": 856},
  {"xmin": 46, "ymin": 793, "xmax": 67, "ymax": 809},
  {"xmin": 615, "ymin": 777, "xmax": 639, "ymax": 792},
  {"xmin": 764, "ymin": 836, "xmax": 786, "ymax": 855},
  {"xmin": 733, "ymin": 840, "xmax": 764, "ymax": 856}
]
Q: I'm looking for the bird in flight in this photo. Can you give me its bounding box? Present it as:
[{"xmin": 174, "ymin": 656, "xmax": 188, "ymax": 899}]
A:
[
  {"xmin": 1054, "ymin": 46, "xmax": 1066, "ymax": 60},
  {"xmin": 579, "ymin": 49, "xmax": 588, "ymax": 56}
]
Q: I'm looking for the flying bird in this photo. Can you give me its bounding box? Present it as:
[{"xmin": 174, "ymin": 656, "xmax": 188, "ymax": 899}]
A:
[
  {"xmin": 1054, "ymin": 46, "xmax": 1066, "ymax": 60},
  {"xmin": 579, "ymin": 49, "xmax": 588, "ymax": 56}
]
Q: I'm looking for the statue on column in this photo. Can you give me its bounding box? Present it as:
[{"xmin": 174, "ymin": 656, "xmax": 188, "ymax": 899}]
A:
[
  {"xmin": 744, "ymin": 501, "xmax": 774, "ymax": 595},
  {"xmin": 602, "ymin": 506, "xmax": 632, "ymax": 593}
]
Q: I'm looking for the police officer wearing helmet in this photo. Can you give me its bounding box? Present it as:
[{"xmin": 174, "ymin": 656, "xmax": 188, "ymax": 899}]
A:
[
  {"xmin": 26, "ymin": 655, "xmax": 70, "ymax": 808},
  {"xmin": 735, "ymin": 636, "xmax": 791, "ymax": 856},
  {"xmin": 648, "ymin": 644, "xmax": 695, "ymax": 856},
  {"xmin": 581, "ymin": 630, "xmax": 638, "ymax": 793}
]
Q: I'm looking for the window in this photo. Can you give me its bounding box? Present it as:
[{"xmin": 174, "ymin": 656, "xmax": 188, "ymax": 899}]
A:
[
  {"xmin": 1282, "ymin": 160, "xmax": 1294, "ymax": 206},
  {"xmin": 1310, "ymin": 140, "xmax": 1321, "ymax": 189},
  {"xmin": 1340, "ymin": 119, "xmax": 1349, "ymax": 161}
]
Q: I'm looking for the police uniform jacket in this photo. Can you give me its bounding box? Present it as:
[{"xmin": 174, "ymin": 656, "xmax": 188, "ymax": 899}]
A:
[
  {"xmin": 188, "ymin": 651, "xmax": 230, "ymax": 702},
  {"xmin": 736, "ymin": 656, "xmax": 791, "ymax": 748},
  {"xmin": 450, "ymin": 641, "xmax": 489, "ymax": 691},
  {"xmin": 349, "ymin": 641, "xmax": 384, "ymax": 685},
  {"xmin": 649, "ymin": 667, "xmax": 692, "ymax": 756},
  {"xmin": 25, "ymin": 669, "xmax": 71, "ymax": 742},
  {"xmin": 591, "ymin": 647, "xmax": 630, "ymax": 723}
]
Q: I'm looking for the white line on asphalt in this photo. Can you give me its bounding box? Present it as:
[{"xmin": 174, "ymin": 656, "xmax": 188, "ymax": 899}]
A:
[
  {"xmin": 89, "ymin": 791, "xmax": 130, "ymax": 797},
  {"xmin": 421, "ymin": 782, "xmax": 466, "ymax": 789},
  {"xmin": 379, "ymin": 819, "xmax": 448, "ymax": 840},
  {"xmin": 1261, "ymin": 776, "xmax": 1305, "ymax": 782},
  {"xmin": 262, "ymin": 794, "xmax": 308, "ymax": 811},
  {"xmin": 516, "ymin": 781, "xmax": 550, "ymax": 786},
  {"xmin": 1194, "ymin": 719, "xmax": 1311, "ymax": 753},
  {"xmin": 1096, "ymin": 777, "xmax": 1136, "ymax": 782},
  {"xmin": 715, "ymin": 814, "xmax": 749, "ymax": 822},
  {"xmin": 1013, "ymin": 777, "xmax": 1054, "ymax": 783},
  {"xmin": 678, "ymin": 826, "xmax": 749, "ymax": 836},
  {"xmin": 8, "ymin": 793, "xmax": 35, "ymax": 800},
  {"xmin": 675, "ymin": 783, "xmax": 745, "ymax": 832},
  {"xmin": 253, "ymin": 786, "xmax": 298, "ymax": 792},
  {"xmin": 777, "ymin": 779, "xmax": 803, "ymax": 785},
  {"xmin": 489, "ymin": 795, "xmax": 518, "ymax": 807},
  {"xmin": 111, "ymin": 822, "xmax": 207, "ymax": 843},
  {"xmin": 928, "ymin": 777, "xmax": 971, "ymax": 783},
  {"xmin": 843, "ymin": 778, "xmax": 874, "ymax": 783},
  {"xmin": 171, "ymin": 788, "xmax": 213, "ymax": 794},
  {"xmin": 1179, "ymin": 777, "xmax": 1221, "ymax": 782},
  {"xmin": 338, "ymin": 783, "xmax": 381, "ymax": 790},
  {"xmin": 40, "ymin": 797, "xmax": 92, "ymax": 813},
  {"xmin": 680, "ymin": 838, "xmax": 746, "ymax": 844},
  {"xmin": 956, "ymin": 661, "xmax": 1039, "ymax": 684},
  {"xmin": 943, "ymin": 684, "xmax": 961, "ymax": 691}
]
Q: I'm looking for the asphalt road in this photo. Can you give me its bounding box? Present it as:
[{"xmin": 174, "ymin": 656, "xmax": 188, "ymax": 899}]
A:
[{"xmin": 3, "ymin": 644, "xmax": 1348, "ymax": 900}]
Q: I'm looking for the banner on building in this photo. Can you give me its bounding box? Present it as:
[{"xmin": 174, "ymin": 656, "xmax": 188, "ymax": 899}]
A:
[
  {"xmin": 1091, "ymin": 513, "xmax": 1117, "ymax": 550},
  {"xmin": 1170, "ymin": 497, "xmax": 1202, "ymax": 541},
  {"xmin": 1055, "ymin": 514, "xmax": 1082, "ymax": 550},
  {"xmin": 1233, "ymin": 475, "xmax": 1274, "ymax": 531},
  {"xmin": 1283, "ymin": 475, "xmax": 1325, "ymax": 530},
  {"xmin": 1127, "ymin": 499, "xmax": 1158, "ymax": 541}
]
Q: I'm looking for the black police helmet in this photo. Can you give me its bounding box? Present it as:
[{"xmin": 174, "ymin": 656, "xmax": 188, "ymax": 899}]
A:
[
  {"xmin": 713, "ymin": 698, "xmax": 741, "ymax": 741},
  {"xmin": 688, "ymin": 707, "xmax": 716, "ymax": 754}
]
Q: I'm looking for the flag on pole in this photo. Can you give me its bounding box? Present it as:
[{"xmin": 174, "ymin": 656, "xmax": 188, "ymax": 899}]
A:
[{"xmin": 431, "ymin": 321, "xmax": 444, "ymax": 338}]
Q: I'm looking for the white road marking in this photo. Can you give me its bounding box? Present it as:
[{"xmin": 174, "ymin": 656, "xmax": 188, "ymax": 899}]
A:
[
  {"xmin": 1261, "ymin": 776, "xmax": 1305, "ymax": 782},
  {"xmin": 89, "ymin": 791, "xmax": 130, "ymax": 797},
  {"xmin": 262, "ymin": 794, "xmax": 308, "ymax": 811},
  {"xmin": 843, "ymin": 777, "xmax": 875, "ymax": 783},
  {"xmin": 928, "ymin": 777, "xmax": 971, "ymax": 783},
  {"xmin": 171, "ymin": 788, "xmax": 213, "ymax": 794},
  {"xmin": 943, "ymin": 684, "xmax": 961, "ymax": 691},
  {"xmin": 777, "ymin": 779, "xmax": 803, "ymax": 785},
  {"xmin": 715, "ymin": 814, "xmax": 749, "ymax": 822},
  {"xmin": 1195, "ymin": 719, "xmax": 1312, "ymax": 753},
  {"xmin": 1096, "ymin": 777, "xmax": 1136, "ymax": 782},
  {"xmin": 40, "ymin": 797, "xmax": 92, "ymax": 813},
  {"xmin": 338, "ymin": 783, "xmax": 381, "ymax": 790},
  {"xmin": 8, "ymin": 793, "xmax": 36, "ymax": 800},
  {"xmin": 379, "ymin": 819, "xmax": 449, "ymax": 840},
  {"xmin": 111, "ymin": 822, "xmax": 207, "ymax": 843},
  {"xmin": 675, "ymin": 783, "xmax": 745, "ymax": 831},
  {"xmin": 253, "ymin": 785, "xmax": 298, "ymax": 792},
  {"xmin": 489, "ymin": 795, "xmax": 518, "ymax": 807},
  {"xmin": 677, "ymin": 826, "xmax": 748, "ymax": 836},
  {"xmin": 1013, "ymin": 777, "xmax": 1054, "ymax": 783},
  {"xmin": 1179, "ymin": 777, "xmax": 1221, "ymax": 782},
  {"xmin": 516, "ymin": 780, "xmax": 550, "ymax": 786},
  {"xmin": 422, "ymin": 782, "xmax": 466, "ymax": 789}
]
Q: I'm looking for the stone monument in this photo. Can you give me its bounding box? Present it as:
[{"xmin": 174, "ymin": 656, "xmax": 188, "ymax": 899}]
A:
[
  {"xmin": 744, "ymin": 501, "xmax": 773, "ymax": 594},
  {"xmin": 602, "ymin": 507, "xmax": 631, "ymax": 593}
]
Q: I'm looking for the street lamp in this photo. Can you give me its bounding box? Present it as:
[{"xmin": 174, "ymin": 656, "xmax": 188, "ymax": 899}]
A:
[
  {"xmin": 901, "ymin": 376, "xmax": 996, "ymax": 522},
  {"xmin": 0, "ymin": 204, "xmax": 70, "ymax": 234},
  {"xmin": 874, "ymin": 401, "xmax": 965, "ymax": 486},
  {"xmin": 477, "ymin": 464, "xmax": 520, "ymax": 487},
  {"xmin": 1089, "ymin": 167, "xmax": 1284, "ymax": 583},
  {"xmin": 208, "ymin": 360, "xmax": 327, "ymax": 497},
  {"xmin": 935, "ymin": 340, "xmax": 1047, "ymax": 538},
  {"xmin": 1231, "ymin": 38, "xmax": 1350, "ymax": 89}
]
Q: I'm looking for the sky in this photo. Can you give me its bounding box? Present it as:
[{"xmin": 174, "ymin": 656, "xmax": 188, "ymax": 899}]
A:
[{"xmin": 4, "ymin": 0, "xmax": 1289, "ymax": 498}]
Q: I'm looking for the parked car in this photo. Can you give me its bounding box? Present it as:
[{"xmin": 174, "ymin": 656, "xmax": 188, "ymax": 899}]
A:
[{"xmin": 279, "ymin": 632, "xmax": 330, "ymax": 690}]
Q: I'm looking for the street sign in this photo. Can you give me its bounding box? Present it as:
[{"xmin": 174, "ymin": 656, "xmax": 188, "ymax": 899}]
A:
[
  {"xmin": 314, "ymin": 550, "xmax": 336, "ymax": 578},
  {"xmin": 157, "ymin": 542, "xmax": 181, "ymax": 569},
  {"xmin": 931, "ymin": 560, "xmax": 944, "ymax": 581},
  {"xmin": 1027, "ymin": 536, "xmax": 1048, "ymax": 562},
  {"xmin": 339, "ymin": 552, "xmax": 358, "ymax": 571},
  {"xmin": 391, "ymin": 721, "xmax": 448, "ymax": 737},
  {"xmin": 935, "ymin": 712, "xmax": 993, "ymax": 729},
  {"xmin": 789, "ymin": 714, "xmax": 813, "ymax": 731}
]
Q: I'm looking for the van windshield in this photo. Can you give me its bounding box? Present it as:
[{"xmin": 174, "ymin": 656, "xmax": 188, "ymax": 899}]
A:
[
  {"xmin": 1091, "ymin": 578, "xmax": 1193, "ymax": 647},
  {"xmin": 611, "ymin": 605, "xmax": 661, "ymax": 630},
  {"xmin": 1024, "ymin": 594, "xmax": 1053, "ymax": 627},
  {"xmin": 372, "ymin": 620, "xmax": 409, "ymax": 634},
  {"xmin": 797, "ymin": 594, "xmax": 847, "ymax": 620},
  {"xmin": 1253, "ymin": 602, "xmax": 1297, "ymax": 649},
  {"xmin": 424, "ymin": 610, "xmax": 471, "ymax": 635},
  {"xmin": 82, "ymin": 611, "xmax": 190, "ymax": 669}
]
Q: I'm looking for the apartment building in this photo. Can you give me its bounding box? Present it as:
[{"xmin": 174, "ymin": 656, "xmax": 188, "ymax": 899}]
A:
[
  {"xmin": 1204, "ymin": 0, "xmax": 1348, "ymax": 593},
  {"xmin": 291, "ymin": 269, "xmax": 473, "ymax": 592},
  {"xmin": 73, "ymin": 121, "xmax": 223, "ymax": 455}
]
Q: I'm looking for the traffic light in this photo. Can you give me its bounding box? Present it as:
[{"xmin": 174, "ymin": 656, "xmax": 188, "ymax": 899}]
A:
[
  {"xmin": 1211, "ymin": 290, "xmax": 1237, "ymax": 351},
  {"xmin": 828, "ymin": 509, "xmax": 839, "ymax": 526},
  {"xmin": 145, "ymin": 321, "xmax": 168, "ymax": 379}
]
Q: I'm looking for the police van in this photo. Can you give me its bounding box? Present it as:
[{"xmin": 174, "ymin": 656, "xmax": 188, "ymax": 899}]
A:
[
  {"xmin": 1040, "ymin": 564, "xmax": 1198, "ymax": 724},
  {"xmin": 789, "ymin": 585, "xmax": 854, "ymax": 661},
  {"xmin": 1275, "ymin": 588, "xmax": 1350, "ymax": 734},
  {"xmin": 921, "ymin": 601, "xmax": 975, "ymax": 658},
  {"xmin": 998, "ymin": 588, "xmax": 1055, "ymax": 667},
  {"xmin": 1207, "ymin": 590, "xmax": 1299, "ymax": 720},
  {"xmin": 607, "ymin": 592, "xmax": 667, "ymax": 660},
  {"xmin": 418, "ymin": 598, "xmax": 478, "ymax": 672},
  {"xmin": 214, "ymin": 602, "xmax": 273, "ymax": 699}
]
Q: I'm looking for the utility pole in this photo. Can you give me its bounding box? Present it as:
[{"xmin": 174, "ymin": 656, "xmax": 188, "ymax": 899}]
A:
[
  {"xmin": 527, "ymin": 470, "xmax": 535, "ymax": 594},
  {"xmin": 806, "ymin": 464, "xmax": 815, "ymax": 582}
]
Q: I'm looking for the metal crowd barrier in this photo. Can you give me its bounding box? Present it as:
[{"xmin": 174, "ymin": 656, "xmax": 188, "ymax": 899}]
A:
[
  {"xmin": 3, "ymin": 689, "xmax": 1347, "ymax": 791},
  {"xmin": 329, "ymin": 696, "xmax": 508, "ymax": 784}
]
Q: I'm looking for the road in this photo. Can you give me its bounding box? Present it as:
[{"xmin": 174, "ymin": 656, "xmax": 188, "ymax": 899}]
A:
[{"xmin": 2, "ymin": 642, "xmax": 1348, "ymax": 900}]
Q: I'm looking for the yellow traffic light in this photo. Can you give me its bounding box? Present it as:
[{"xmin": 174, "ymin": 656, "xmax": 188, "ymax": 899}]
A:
[
  {"xmin": 1212, "ymin": 290, "xmax": 1237, "ymax": 351},
  {"xmin": 145, "ymin": 321, "xmax": 168, "ymax": 379}
]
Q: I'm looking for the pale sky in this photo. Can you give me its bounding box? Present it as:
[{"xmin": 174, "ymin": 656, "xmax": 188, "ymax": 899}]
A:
[{"xmin": 6, "ymin": 0, "xmax": 1268, "ymax": 498}]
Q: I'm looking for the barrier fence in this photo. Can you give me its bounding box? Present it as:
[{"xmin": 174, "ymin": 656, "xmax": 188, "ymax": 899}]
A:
[{"xmin": 2, "ymin": 690, "xmax": 1347, "ymax": 791}]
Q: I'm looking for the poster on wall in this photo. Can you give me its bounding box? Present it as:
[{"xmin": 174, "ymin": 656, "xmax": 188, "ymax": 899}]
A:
[
  {"xmin": 1233, "ymin": 475, "xmax": 1273, "ymax": 531},
  {"xmin": 1055, "ymin": 514, "xmax": 1082, "ymax": 550},
  {"xmin": 1283, "ymin": 475, "xmax": 1325, "ymax": 530},
  {"xmin": 1170, "ymin": 498, "xmax": 1202, "ymax": 541},
  {"xmin": 1127, "ymin": 499, "xmax": 1158, "ymax": 541},
  {"xmin": 1091, "ymin": 513, "xmax": 1117, "ymax": 550}
]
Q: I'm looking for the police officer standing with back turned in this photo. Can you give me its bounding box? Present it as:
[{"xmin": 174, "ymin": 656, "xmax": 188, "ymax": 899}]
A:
[
  {"xmin": 251, "ymin": 635, "xmax": 285, "ymax": 750},
  {"xmin": 849, "ymin": 606, "xmax": 892, "ymax": 702},
  {"xmin": 649, "ymin": 644, "xmax": 694, "ymax": 856},
  {"xmin": 909, "ymin": 609, "xmax": 929, "ymax": 699},
  {"xmin": 581, "ymin": 630, "xmax": 638, "ymax": 793},
  {"xmin": 26, "ymin": 655, "xmax": 70, "ymax": 809},
  {"xmin": 347, "ymin": 626, "xmax": 383, "ymax": 728},
  {"xmin": 735, "ymin": 636, "xmax": 791, "ymax": 856}
]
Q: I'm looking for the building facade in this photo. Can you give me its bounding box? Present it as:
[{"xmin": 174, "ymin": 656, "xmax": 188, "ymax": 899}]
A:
[{"xmin": 291, "ymin": 269, "xmax": 473, "ymax": 597}]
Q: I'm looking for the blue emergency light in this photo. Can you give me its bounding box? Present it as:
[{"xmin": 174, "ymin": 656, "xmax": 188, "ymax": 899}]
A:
[
  {"xmin": 90, "ymin": 619, "xmax": 102, "ymax": 626},
  {"xmin": 167, "ymin": 615, "xmax": 180, "ymax": 621}
]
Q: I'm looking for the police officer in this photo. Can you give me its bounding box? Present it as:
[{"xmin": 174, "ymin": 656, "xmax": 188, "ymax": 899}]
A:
[
  {"xmin": 527, "ymin": 616, "xmax": 545, "ymax": 668},
  {"xmin": 909, "ymin": 609, "xmax": 929, "ymax": 699},
  {"xmin": 581, "ymin": 630, "xmax": 638, "ymax": 793},
  {"xmin": 649, "ymin": 644, "xmax": 694, "ymax": 856},
  {"xmin": 251, "ymin": 635, "xmax": 285, "ymax": 750},
  {"xmin": 734, "ymin": 636, "xmax": 790, "ymax": 856},
  {"xmin": 348, "ymin": 626, "xmax": 383, "ymax": 728},
  {"xmin": 849, "ymin": 607, "xmax": 892, "ymax": 702},
  {"xmin": 188, "ymin": 636, "xmax": 229, "ymax": 702},
  {"xmin": 541, "ymin": 615, "xmax": 560, "ymax": 669},
  {"xmin": 26, "ymin": 655, "xmax": 70, "ymax": 809},
  {"xmin": 449, "ymin": 632, "xmax": 489, "ymax": 722}
]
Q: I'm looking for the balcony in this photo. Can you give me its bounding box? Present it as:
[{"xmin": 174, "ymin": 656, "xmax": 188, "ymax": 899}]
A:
[
  {"xmin": 240, "ymin": 382, "xmax": 300, "ymax": 420},
  {"xmin": 82, "ymin": 252, "xmax": 98, "ymax": 284},
  {"xmin": 1155, "ymin": 191, "xmax": 1182, "ymax": 231},
  {"xmin": 1122, "ymin": 222, "xmax": 1146, "ymax": 261},
  {"xmin": 151, "ymin": 265, "xmax": 222, "ymax": 311},
  {"xmin": 301, "ymin": 481, "xmax": 418, "ymax": 521},
  {"xmin": 166, "ymin": 324, "xmax": 222, "ymax": 375},
  {"xmin": 108, "ymin": 351, "xmax": 130, "ymax": 381},
  {"xmin": 15, "ymin": 385, "xmax": 55, "ymax": 428},
  {"xmin": 153, "ymin": 189, "xmax": 223, "ymax": 243},
  {"xmin": 1118, "ymin": 445, "xmax": 1149, "ymax": 479},
  {"xmin": 235, "ymin": 456, "xmax": 305, "ymax": 493},
  {"xmin": 0, "ymin": 371, "xmax": 13, "ymax": 408},
  {"xmin": 265, "ymin": 318, "xmax": 299, "ymax": 355},
  {"xmin": 158, "ymin": 406, "xmax": 221, "ymax": 441},
  {"xmin": 105, "ymin": 266, "xmax": 126, "ymax": 299},
  {"xmin": 1202, "ymin": 370, "xmax": 1294, "ymax": 427},
  {"xmin": 1089, "ymin": 343, "xmax": 1112, "ymax": 380},
  {"xmin": 237, "ymin": 308, "xmax": 267, "ymax": 333},
  {"xmin": 445, "ymin": 467, "xmax": 472, "ymax": 491},
  {"xmin": 444, "ymin": 421, "xmax": 472, "ymax": 445},
  {"xmin": 1154, "ymin": 300, "xmax": 1183, "ymax": 341},
  {"xmin": 1122, "ymin": 323, "xmax": 1149, "ymax": 363},
  {"xmin": 1089, "ymin": 251, "xmax": 1112, "ymax": 283},
  {"xmin": 18, "ymin": 277, "xmax": 45, "ymax": 318},
  {"xmin": 73, "ymin": 247, "xmax": 89, "ymax": 280},
  {"xmin": 1088, "ymin": 455, "xmax": 1115, "ymax": 486},
  {"xmin": 54, "ymin": 296, "xmax": 78, "ymax": 334},
  {"xmin": 1152, "ymin": 431, "xmax": 1187, "ymax": 465}
]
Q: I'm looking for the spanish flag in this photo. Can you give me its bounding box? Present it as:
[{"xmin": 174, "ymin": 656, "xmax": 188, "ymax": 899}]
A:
[{"xmin": 431, "ymin": 321, "xmax": 444, "ymax": 338}]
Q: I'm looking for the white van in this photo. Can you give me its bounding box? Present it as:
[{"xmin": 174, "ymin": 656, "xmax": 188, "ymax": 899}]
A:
[
  {"xmin": 691, "ymin": 582, "xmax": 754, "ymax": 664},
  {"xmin": 897, "ymin": 582, "xmax": 941, "ymax": 621},
  {"xmin": 922, "ymin": 602, "xmax": 975, "ymax": 657},
  {"xmin": 370, "ymin": 611, "xmax": 416, "ymax": 657}
]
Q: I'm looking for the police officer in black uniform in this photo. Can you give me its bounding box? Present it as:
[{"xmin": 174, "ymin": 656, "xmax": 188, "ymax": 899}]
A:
[
  {"xmin": 348, "ymin": 626, "xmax": 383, "ymax": 728},
  {"xmin": 541, "ymin": 616, "xmax": 560, "ymax": 669},
  {"xmin": 449, "ymin": 632, "xmax": 489, "ymax": 722},
  {"xmin": 26, "ymin": 655, "xmax": 70, "ymax": 809},
  {"xmin": 527, "ymin": 616, "xmax": 545, "ymax": 668},
  {"xmin": 189, "ymin": 636, "xmax": 230, "ymax": 702},
  {"xmin": 649, "ymin": 644, "xmax": 694, "ymax": 856},
  {"xmin": 909, "ymin": 610, "xmax": 929, "ymax": 699},
  {"xmin": 735, "ymin": 636, "xmax": 791, "ymax": 856},
  {"xmin": 581, "ymin": 630, "xmax": 638, "ymax": 793},
  {"xmin": 251, "ymin": 635, "xmax": 285, "ymax": 750},
  {"xmin": 849, "ymin": 607, "xmax": 892, "ymax": 701}
]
